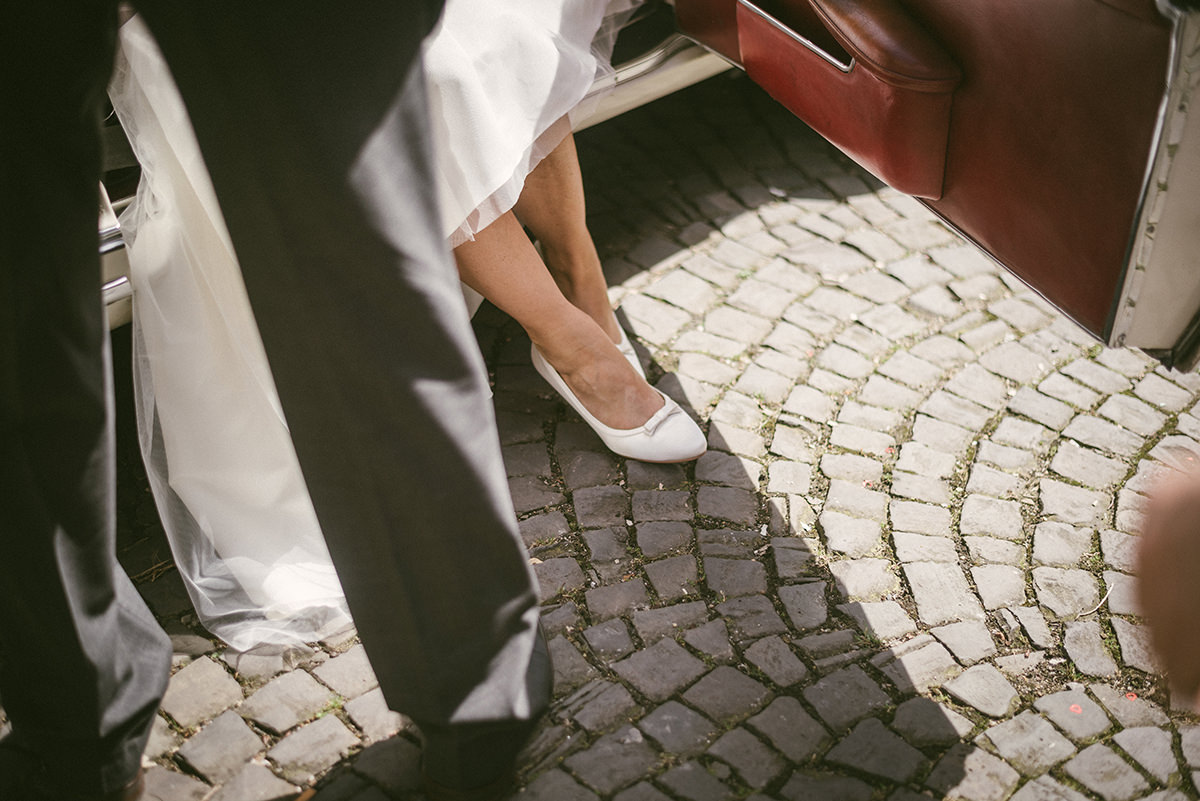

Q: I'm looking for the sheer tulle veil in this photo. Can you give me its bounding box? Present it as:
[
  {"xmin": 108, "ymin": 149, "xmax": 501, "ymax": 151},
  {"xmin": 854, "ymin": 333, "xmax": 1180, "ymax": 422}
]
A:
[{"xmin": 108, "ymin": 1, "xmax": 640, "ymax": 650}]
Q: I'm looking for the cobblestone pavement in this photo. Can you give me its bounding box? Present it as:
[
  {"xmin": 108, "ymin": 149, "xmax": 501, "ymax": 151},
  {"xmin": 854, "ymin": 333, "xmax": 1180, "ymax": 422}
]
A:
[{"xmin": 26, "ymin": 73, "xmax": 1200, "ymax": 799}]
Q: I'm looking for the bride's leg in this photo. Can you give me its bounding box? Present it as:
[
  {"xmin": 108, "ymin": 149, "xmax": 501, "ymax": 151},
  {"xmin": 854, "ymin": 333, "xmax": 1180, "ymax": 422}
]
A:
[
  {"xmin": 454, "ymin": 210, "xmax": 662, "ymax": 430},
  {"xmin": 512, "ymin": 129, "xmax": 622, "ymax": 344}
]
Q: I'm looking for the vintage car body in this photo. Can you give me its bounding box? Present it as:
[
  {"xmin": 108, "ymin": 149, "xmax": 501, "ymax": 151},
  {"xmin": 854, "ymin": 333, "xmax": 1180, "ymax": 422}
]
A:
[{"xmin": 103, "ymin": 0, "xmax": 1200, "ymax": 369}]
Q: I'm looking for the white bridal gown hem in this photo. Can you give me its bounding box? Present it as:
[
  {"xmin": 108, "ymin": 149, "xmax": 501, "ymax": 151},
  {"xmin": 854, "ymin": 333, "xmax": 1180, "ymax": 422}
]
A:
[{"xmin": 109, "ymin": 1, "xmax": 640, "ymax": 651}]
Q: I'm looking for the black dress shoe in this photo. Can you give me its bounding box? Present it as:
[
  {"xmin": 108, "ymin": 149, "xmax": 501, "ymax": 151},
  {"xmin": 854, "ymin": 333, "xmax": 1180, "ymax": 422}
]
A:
[
  {"xmin": 418, "ymin": 627, "xmax": 552, "ymax": 801},
  {"xmin": 421, "ymin": 769, "xmax": 513, "ymax": 801},
  {"xmin": 1, "ymin": 735, "xmax": 144, "ymax": 801},
  {"xmin": 98, "ymin": 769, "xmax": 144, "ymax": 801}
]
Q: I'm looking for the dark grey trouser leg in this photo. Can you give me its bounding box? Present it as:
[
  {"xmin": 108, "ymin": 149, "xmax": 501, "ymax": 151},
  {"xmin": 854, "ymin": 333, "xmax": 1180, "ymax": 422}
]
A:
[
  {"xmin": 0, "ymin": 3, "xmax": 172, "ymax": 795},
  {"xmin": 138, "ymin": 3, "xmax": 550, "ymax": 747}
]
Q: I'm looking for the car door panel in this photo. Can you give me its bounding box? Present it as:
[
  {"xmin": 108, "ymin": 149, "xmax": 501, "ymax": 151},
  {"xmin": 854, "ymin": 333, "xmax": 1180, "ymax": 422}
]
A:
[
  {"xmin": 906, "ymin": 0, "xmax": 1169, "ymax": 340},
  {"xmin": 737, "ymin": 0, "xmax": 960, "ymax": 198},
  {"xmin": 677, "ymin": 0, "xmax": 1184, "ymax": 360}
]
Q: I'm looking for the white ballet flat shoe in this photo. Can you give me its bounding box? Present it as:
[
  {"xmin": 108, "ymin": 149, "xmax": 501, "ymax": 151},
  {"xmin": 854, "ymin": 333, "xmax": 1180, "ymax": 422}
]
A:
[
  {"xmin": 616, "ymin": 328, "xmax": 646, "ymax": 378},
  {"xmin": 531, "ymin": 345, "xmax": 706, "ymax": 463}
]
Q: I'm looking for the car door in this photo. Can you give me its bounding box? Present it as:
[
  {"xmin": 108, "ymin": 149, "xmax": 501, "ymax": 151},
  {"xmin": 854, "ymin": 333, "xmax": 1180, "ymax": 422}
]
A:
[{"xmin": 676, "ymin": 0, "xmax": 1200, "ymax": 368}]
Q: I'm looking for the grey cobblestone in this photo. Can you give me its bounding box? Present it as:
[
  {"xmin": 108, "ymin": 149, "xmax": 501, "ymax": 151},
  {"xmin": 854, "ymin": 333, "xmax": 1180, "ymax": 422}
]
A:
[
  {"xmin": 1112, "ymin": 726, "xmax": 1177, "ymax": 783},
  {"xmin": 1064, "ymin": 744, "xmax": 1150, "ymax": 801},
  {"xmin": 1003, "ymin": 606, "xmax": 1051, "ymax": 652},
  {"xmin": 1034, "ymin": 688, "xmax": 1112, "ymax": 741},
  {"xmin": 976, "ymin": 440, "xmax": 1037, "ymax": 473},
  {"xmin": 803, "ymin": 665, "xmax": 890, "ymax": 731},
  {"xmin": 827, "ymin": 717, "xmax": 926, "ymax": 782},
  {"xmin": 912, "ymin": 413, "xmax": 974, "ymax": 454},
  {"xmin": 980, "ymin": 342, "xmax": 1050, "ymax": 383},
  {"xmin": 268, "ymin": 714, "xmax": 359, "ymax": 785},
  {"xmin": 636, "ymin": 521, "xmax": 692, "ymax": 559},
  {"xmin": 746, "ymin": 696, "xmax": 829, "ymax": 763},
  {"xmin": 893, "ymin": 531, "xmax": 958, "ymax": 562},
  {"xmin": 1038, "ymin": 372, "xmax": 1102, "ymax": 411},
  {"xmin": 1135, "ymin": 371, "xmax": 1195, "ymax": 410},
  {"xmin": 344, "ymin": 687, "xmax": 407, "ymax": 743},
  {"xmin": 567, "ymin": 680, "xmax": 640, "ymax": 733},
  {"xmin": 965, "ymin": 536, "xmax": 1024, "ymax": 566},
  {"xmin": 177, "ymin": 711, "xmax": 264, "ymax": 783},
  {"xmin": 768, "ymin": 425, "xmax": 816, "ymax": 462},
  {"xmin": 632, "ymin": 489, "xmax": 693, "ymax": 521},
  {"xmin": 682, "ymin": 667, "xmax": 771, "ymax": 723},
  {"xmin": 944, "ymin": 664, "xmax": 1019, "ymax": 718},
  {"xmin": 992, "ymin": 416, "xmax": 1055, "ymax": 452},
  {"xmin": 890, "ymin": 499, "xmax": 952, "ymax": 535},
  {"xmin": 839, "ymin": 600, "xmax": 918, "ymax": 642},
  {"xmin": 574, "ymin": 486, "xmax": 629, "ymax": 528},
  {"xmin": 657, "ymin": 760, "xmax": 734, "ymax": 801},
  {"xmin": 564, "ymin": 726, "xmax": 659, "ymax": 796},
  {"xmin": 891, "ymin": 696, "xmax": 975, "ymax": 746},
  {"xmin": 966, "ymin": 464, "xmax": 1021, "ymax": 498},
  {"xmin": 613, "ymin": 638, "xmax": 707, "ymax": 702},
  {"xmin": 703, "ymin": 556, "xmax": 767, "ymax": 598},
  {"xmin": 959, "ymin": 319, "xmax": 1012, "ymax": 353},
  {"xmin": 1111, "ymin": 618, "xmax": 1162, "ymax": 674},
  {"xmin": 644, "ymin": 554, "xmax": 699, "ymax": 602},
  {"xmin": 875, "ymin": 638, "xmax": 962, "ymax": 694},
  {"xmin": 584, "ymin": 619, "xmax": 636, "ymax": 661},
  {"xmin": 1033, "ymin": 567, "xmax": 1100, "ymax": 619},
  {"xmin": 744, "ymin": 636, "xmax": 808, "ymax": 687},
  {"xmin": 896, "ymin": 441, "xmax": 957, "ymax": 478},
  {"xmin": 638, "ymin": 700, "xmax": 717, "ymax": 755},
  {"xmin": 1062, "ymin": 359, "xmax": 1134, "ymax": 395},
  {"xmin": 715, "ymin": 595, "xmax": 789, "ymax": 641},
  {"xmin": 1009, "ymin": 776, "xmax": 1091, "ymax": 801},
  {"xmin": 706, "ymin": 728, "xmax": 784, "ymax": 789},
  {"xmin": 825, "ymin": 479, "xmax": 889, "ymax": 521},
  {"xmin": 1039, "ymin": 479, "xmax": 1110, "ymax": 527},
  {"xmin": 1032, "ymin": 522, "xmax": 1093, "ymax": 567},
  {"xmin": 837, "ymin": 399, "xmax": 903, "ymax": 431},
  {"xmin": 142, "ymin": 768, "xmax": 211, "ymax": 801},
  {"xmin": 207, "ymin": 765, "xmax": 299, "ymax": 801},
  {"xmin": 586, "ymin": 578, "xmax": 650, "ymax": 621},
  {"xmin": 240, "ymin": 670, "xmax": 334, "ymax": 735},
  {"xmin": 1103, "ymin": 571, "xmax": 1140, "ymax": 616},
  {"xmin": 1147, "ymin": 434, "xmax": 1200, "ymax": 472},
  {"xmin": 926, "ymin": 744, "xmax": 1020, "ymax": 801},
  {"xmin": 1062, "ymin": 415, "xmax": 1144, "ymax": 456},
  {"xmin": 1008, "ymin": 387, "xmax": 1075, "ymax": 430},
  {"xmin": 834, "ymin": 325, "xmax": 891, "ymax": 359},
  {"xmin": 160, "ymin": 657, "xmax": 243, "ymax": 730},
  {"xmin": 931, "ymin": 620, "xmax": 997, "ymax": 664},
  {"xmin": 831, "ymin": 558, "xmax": 899, "ymax": 601},
  {"xmin": 982, "ymin": 711, "xmax": 1076, "ymax": 776},
  {"xmin": 904, "ymin": 561, "xmax": 985, "ymax": 624},
  {"xmin": 972, "ymin": 564, "xmax": 1026, "ymax": 609},
  {"xmin": 879, "ymin": 350, "xmax": 944, "ymax": 387},
  {"xmin": 829, "ymin": 422, "xmax": 895, "ymax": 457},
  {"xmin": 1100, "ymin": 529, "xmax": 1139, "ymax": 572},
  {"xmin": 1051, "ymin": 440, "xmax": 1129, "ymax": 488},
  {"xmin": 821, "ymin": 510, "xmax": 882, "ymax": 556},
  {"xmin": 860, "ymin": 374, "xmax": 924, "ymax": 410},
  {"xmin": 1089, "ymin": 682, "xmax": 1169, "ymax": 727},
  {"xmin": 892, "ymin": 471, "xmax": 951, "ymax": 504}
]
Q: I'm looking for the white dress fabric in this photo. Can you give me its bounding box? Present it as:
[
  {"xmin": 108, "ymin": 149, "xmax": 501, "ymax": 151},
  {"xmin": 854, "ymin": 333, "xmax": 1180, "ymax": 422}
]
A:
[{"xmin": 108, "ymin": 2, "xmax": 638, "ymax": 650}]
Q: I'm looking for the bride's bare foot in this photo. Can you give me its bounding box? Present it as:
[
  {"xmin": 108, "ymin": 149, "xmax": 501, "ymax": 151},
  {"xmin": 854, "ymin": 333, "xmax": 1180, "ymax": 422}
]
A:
[{"xmin": 532, "ymin": 322, "xmax": 661, "ymax": 430}]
